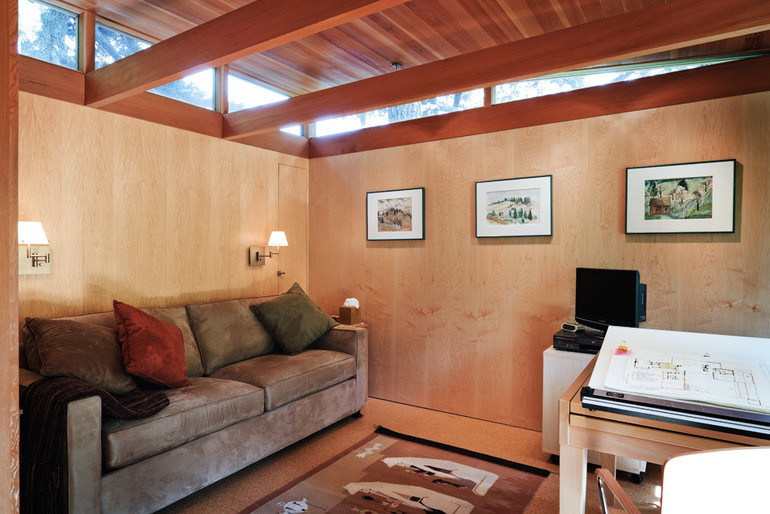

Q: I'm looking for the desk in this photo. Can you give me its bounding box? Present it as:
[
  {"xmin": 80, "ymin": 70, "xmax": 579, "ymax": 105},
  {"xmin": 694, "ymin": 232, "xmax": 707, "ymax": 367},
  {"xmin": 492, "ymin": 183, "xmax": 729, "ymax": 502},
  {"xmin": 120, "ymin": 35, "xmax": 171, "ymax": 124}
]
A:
[{"xmin": 558, "ymin": 357, "xmax": 768, "ymax": 514}]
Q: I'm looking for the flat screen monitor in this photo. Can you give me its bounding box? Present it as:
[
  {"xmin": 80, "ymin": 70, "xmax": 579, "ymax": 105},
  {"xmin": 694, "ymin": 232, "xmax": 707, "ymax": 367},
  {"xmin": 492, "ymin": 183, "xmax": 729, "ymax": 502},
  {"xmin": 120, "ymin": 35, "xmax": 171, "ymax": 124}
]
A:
[{"xmin": 575, "ymin": 268, "xmax": 643, "ymax": 333}]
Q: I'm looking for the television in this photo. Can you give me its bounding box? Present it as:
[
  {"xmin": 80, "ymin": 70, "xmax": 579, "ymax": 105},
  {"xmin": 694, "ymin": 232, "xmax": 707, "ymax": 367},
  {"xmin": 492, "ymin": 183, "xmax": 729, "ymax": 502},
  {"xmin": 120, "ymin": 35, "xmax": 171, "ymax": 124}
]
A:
[{"xmin": 575, "ymin": 267, "xmax": 646, "ymax": 334}]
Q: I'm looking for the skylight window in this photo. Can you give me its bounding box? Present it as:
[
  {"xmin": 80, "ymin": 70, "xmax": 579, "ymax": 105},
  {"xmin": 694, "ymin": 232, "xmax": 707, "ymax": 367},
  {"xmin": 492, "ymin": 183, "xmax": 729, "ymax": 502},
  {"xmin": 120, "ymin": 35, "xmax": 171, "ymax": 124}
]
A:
[
  {"xmin": 95, "ymin": 23, "xmax": 215, "ymax": 110},
  {"xmin": 228, "ymin": 73, "xmax": 302, "ymax": 136},
  {"xmin": 493, "ymin": 58, "xmax": 743, "ymax": 104},
  {"xmin": 18, "ymin": 0, "xmax": 78, "ymax": 70},
  {"xmin": 315, "ymin": 89, "xmax": 484, "ymax": 138},
  {"xmin": 228, "ymin": 73, "xmax": 288, "ymax": 112}
]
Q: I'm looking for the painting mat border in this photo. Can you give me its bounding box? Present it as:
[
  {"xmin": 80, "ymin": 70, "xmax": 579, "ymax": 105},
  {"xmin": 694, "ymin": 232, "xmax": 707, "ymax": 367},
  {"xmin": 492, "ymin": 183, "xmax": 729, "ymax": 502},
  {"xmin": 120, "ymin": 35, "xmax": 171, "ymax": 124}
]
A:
[
  {"xmin": 475, "ymin": 175, "xmax": 553, "ymax": 238},
  {"xmin": 625, "ymin": 159, "xmax": 736, "ymax": 234}
]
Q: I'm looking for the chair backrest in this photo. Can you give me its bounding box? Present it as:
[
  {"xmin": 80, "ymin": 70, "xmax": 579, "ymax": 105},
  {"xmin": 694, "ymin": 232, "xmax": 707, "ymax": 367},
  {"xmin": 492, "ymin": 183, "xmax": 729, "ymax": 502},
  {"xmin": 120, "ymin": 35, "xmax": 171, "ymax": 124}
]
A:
[{"xmin": 661, "ymin": 446, "xmax": 770, "ymax": 513}]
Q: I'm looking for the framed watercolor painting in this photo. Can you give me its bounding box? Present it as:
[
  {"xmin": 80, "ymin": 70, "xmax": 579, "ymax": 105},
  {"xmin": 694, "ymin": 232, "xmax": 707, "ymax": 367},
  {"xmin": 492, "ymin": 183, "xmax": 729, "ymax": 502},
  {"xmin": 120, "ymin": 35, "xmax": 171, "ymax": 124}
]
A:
[
  {"xmin": 366, "ymin": 187, "xmax": 425, "ymax": 241},
  {"xmin": 475, "ymin": 175, "xmax": 553, "ymax": 238},
  {"xmin": 626, "ymin": 159, "xmax": 736, "ymax": 234}
]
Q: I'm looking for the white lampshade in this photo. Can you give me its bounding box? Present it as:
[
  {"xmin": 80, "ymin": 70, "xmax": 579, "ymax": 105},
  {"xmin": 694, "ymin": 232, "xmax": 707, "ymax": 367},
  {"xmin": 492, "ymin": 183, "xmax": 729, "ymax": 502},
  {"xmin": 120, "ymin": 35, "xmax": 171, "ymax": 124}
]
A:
[
  {"xmin": 18, "ymin": 221, "xmax": 49, "ymax": 245},
  {"xmin": 267, "ymin": 231, "xmax": 288, "ymax": 247}
]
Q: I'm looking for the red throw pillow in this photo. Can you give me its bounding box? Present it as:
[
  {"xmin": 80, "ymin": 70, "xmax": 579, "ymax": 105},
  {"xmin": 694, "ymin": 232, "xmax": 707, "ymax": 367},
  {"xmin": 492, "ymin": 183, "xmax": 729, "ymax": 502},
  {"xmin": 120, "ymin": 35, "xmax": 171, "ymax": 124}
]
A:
[{"xmin": 113, "ymin": 300, "xmax": 190, "ymax": 388}]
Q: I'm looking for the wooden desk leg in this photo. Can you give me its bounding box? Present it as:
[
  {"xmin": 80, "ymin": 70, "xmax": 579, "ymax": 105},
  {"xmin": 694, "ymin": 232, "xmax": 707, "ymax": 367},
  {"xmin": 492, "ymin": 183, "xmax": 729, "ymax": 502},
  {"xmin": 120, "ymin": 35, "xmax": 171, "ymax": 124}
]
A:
[
  {"xmin": 600, "ymin": 453, "xmax": 617, "ymax": 476},
  {"xmin": 560, "ymin": 443, "xmax": 587, "ymax": 514},
  {"xmin": 600, "ymin": 453, "xmax": 618, "ymax": 509}
]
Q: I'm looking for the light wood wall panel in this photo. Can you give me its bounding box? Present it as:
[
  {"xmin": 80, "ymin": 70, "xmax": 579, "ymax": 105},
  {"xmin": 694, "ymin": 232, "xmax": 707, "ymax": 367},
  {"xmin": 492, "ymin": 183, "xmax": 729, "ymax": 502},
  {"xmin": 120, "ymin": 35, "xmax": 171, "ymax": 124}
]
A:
[
  {"xmin": 308, "ymin": 91, "xmax": 770, "ymax": 430},
  {"xmin": 1, "ymin": 1, "xmax": 20, "ymax": 510},
  {"xmin": 18, "ymin": 92, "xmax": 308, "ymax": 319}
]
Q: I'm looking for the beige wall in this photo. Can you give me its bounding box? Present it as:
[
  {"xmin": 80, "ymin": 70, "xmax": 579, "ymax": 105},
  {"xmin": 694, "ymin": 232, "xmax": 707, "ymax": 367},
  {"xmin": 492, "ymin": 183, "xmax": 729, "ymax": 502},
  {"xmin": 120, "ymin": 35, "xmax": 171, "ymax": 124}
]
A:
[
  {"xmin": 308, "ymin": 92, "xmax": 770, "ymax": 430},
  {"xmin": 18, "ymin": 93, "xmax": 308, "ymax": 318}
]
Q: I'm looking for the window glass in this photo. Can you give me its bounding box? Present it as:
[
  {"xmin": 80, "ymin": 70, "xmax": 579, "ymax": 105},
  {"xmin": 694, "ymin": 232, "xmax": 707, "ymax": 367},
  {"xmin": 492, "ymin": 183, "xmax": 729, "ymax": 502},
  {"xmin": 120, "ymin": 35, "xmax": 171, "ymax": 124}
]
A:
[
  {"xmin": 228, "ymin": 73, "xmax": 288, "ymax": 112},
  {"xmin": 95, "ymin": 23, "xmax": 150, "ymax": 68},
  {"xmin": 315, "ymin": 89, "xmax": 484, "ymax": 138},
  {"xmin": 151, "ymin": 69, "xmax": 216, "ymax": 111},
  {"xmin": 494, "ymin": 59, "xmax": 739, "ymax": 104},
  {"xmin": 280, "ymin": 125, "xmax": 303, "ymax": 136},
  {"xmin": 18, "ymin": 0, "xmax": 78, "ymax": 69},
  {"xmin": 95, "ymin": 23, "xmax": 215, "ymax": 110}
]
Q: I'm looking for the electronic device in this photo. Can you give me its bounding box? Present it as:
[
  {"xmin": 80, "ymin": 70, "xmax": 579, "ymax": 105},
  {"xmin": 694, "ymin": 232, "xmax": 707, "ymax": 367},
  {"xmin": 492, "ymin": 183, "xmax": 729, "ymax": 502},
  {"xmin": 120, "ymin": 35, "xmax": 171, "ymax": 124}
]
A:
[
  {"xmin": 575, "ymin": 267, "xmax": 646, "ymax": 334},
  {"xmin": 561, "ymin": 322, "xmax": 585, "ymax": 332},
  {"xmin": 553, "ymin": 329, "xmax": 604, "ymax": 354}
]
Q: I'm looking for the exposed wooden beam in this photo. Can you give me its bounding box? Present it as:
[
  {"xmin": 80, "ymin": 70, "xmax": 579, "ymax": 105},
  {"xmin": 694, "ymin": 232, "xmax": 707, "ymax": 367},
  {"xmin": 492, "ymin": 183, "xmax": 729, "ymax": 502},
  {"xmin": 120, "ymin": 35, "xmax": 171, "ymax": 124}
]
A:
[
  {"xmin": 79, "ymin": 10, "xmax": 95, "ymax": 73},
  {"xmin": 236, "ymin": 131, "xmax": 310, "ymax": 158},
  {"xmin": 84, "ymin": 0, "xmax": 409, "ymax": 108},
  {"xmin": 224, "ymin": 0, "xmax": 770, "ymax": 139},
  {"xmin": 19, "ymin": 55, "xmax": 84, "ymax": 104},
  {"xmin": 308, "ymin": 54, "xmax": 770, "ymax": 158},
  {"xmin": 100, "ymin": 93, "xmax": 224, "ymax": 139}
]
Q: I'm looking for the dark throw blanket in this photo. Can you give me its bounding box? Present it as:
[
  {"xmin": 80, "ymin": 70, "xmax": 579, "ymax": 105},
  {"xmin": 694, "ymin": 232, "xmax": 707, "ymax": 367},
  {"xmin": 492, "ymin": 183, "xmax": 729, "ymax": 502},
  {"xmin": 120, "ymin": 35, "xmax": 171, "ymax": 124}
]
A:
[{"xmin": 21, "ymin": 377, "xmax": 169, "ymax": 514}]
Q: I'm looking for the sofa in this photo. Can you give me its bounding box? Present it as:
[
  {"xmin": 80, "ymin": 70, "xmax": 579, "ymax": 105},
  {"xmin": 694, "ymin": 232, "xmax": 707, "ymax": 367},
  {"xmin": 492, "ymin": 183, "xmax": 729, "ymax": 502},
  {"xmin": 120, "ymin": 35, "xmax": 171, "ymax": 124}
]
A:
[{"xmin": 19, "ymin": 293, "xmax": 368, "ymax": 513}]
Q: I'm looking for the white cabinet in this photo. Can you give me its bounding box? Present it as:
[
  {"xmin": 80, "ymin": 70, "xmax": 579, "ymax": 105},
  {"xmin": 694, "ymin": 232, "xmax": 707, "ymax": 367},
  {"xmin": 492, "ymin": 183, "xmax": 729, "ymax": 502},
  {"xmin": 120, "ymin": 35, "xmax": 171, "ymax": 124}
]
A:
[{"xmin": 542, "ymin": 346, "xmax": 646, "ymax": 475}]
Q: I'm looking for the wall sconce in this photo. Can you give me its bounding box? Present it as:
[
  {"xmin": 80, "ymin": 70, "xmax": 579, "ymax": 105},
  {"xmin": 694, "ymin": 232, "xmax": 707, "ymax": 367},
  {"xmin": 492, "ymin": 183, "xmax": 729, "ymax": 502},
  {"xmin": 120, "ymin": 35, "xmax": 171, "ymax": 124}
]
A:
[
  {"xmin": 19, "ymin": 221, "xmax": 51, "ymax": 275},
  {"xmin": 249, "ymin": 231, "xmax": 288, "ymax": 267}
]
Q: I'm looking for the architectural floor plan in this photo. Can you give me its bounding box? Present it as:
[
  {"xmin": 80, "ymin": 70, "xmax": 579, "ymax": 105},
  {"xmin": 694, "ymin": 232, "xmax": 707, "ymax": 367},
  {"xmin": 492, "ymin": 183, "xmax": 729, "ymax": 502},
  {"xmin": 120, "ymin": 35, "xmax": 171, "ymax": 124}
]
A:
[{"xmin": 604, "ymin": 348, "xmax": 770, "ymax": 413}]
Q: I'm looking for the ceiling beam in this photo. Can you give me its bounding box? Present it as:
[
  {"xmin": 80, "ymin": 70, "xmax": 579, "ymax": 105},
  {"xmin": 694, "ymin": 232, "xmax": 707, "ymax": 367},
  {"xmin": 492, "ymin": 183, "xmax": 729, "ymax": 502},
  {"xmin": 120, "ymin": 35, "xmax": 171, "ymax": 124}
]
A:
[
  {"xmin": 85, "ymin": 0, "xmax": 408, "ymax": 108},
  {"xmin": 223, "ymin": 0, "xmax": 770, "ymax": 140}
]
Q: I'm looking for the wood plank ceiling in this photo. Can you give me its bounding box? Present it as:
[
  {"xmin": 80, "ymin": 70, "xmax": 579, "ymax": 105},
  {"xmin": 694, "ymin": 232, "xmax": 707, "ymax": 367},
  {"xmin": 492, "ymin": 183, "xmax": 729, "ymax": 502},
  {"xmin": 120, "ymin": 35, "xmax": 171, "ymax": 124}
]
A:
[{"xmin": 62, "ymin": 0, "xmax": 769, "ymax": 97}]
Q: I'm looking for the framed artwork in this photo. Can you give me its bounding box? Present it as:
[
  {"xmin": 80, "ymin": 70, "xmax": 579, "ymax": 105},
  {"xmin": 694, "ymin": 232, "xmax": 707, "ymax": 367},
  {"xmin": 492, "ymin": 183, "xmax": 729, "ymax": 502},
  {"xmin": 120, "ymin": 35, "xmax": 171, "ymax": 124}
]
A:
[
  {"xmin": 475, "ymin": 175, "xmax": 553, "ymax": 238},
  {"xmin": 626, "ymin": 159, "xmax": 736, "ymax": 234},
  {"xmin": 366, "ymin": 187, "xmax": 425, "ymax": 241}
]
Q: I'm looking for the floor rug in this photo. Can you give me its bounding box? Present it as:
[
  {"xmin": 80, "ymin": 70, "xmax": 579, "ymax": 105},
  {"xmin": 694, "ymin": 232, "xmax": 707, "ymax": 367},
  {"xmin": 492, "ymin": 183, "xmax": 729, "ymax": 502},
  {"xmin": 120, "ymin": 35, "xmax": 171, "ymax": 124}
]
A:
[{"xmin": 240, "ymin": 426, "xmax": 550, "ymax": 514}]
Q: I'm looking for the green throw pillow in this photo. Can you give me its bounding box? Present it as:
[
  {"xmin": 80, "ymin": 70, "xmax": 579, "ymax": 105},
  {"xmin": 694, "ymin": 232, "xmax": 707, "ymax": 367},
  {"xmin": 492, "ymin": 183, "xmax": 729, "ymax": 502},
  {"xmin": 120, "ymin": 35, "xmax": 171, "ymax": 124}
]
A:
[{"xmin": 252, "ymin": 283, "xmax": 338, "ymax": 355}]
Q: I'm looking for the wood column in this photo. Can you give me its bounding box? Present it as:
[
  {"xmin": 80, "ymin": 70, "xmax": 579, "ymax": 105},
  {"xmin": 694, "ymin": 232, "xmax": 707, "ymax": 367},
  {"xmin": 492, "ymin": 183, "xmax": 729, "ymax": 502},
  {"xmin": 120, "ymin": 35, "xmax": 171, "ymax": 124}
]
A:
[
  {"xmin": 79, "ymin": 11, "xmax": 96, "ymax": 74},
  {"xmin": 1, "ymin": 0, "xmax": 20, "ymax": 511}
]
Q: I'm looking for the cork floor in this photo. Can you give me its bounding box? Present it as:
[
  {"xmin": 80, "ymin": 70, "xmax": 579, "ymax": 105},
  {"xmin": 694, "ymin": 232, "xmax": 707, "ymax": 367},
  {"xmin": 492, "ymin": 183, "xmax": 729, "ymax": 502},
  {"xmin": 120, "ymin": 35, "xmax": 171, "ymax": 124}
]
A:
[{"xmin": 159, "ymin": 397, "xmax": 662, "ymax": 513}]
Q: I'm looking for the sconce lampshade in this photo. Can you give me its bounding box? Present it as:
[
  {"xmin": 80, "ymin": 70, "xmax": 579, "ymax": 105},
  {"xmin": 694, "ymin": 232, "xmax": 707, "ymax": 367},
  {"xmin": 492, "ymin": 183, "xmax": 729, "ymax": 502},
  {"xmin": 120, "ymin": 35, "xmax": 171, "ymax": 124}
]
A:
[
  {"xmin": 267, "ymin": 231, "xmax": 288, "ymax": 247},
  {"xmin": 18, "ymin": 221, "xmax": 49, "ymax": 245}
]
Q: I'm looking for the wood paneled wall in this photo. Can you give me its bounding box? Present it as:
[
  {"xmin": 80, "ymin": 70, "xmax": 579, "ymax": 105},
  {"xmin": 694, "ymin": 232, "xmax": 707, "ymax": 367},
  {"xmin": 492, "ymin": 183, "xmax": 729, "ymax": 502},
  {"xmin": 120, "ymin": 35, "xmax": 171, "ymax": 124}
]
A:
[
  {"xmin": 308, "ymin": 92, "xmax": 770, "ymax": 430},
  {"xmin": 18, "ymin": 93, "xmax": 308, "ymax": 319},
  {"xmin": 2, "ymin": 1, "xmax": 20, "ymax": 509}
]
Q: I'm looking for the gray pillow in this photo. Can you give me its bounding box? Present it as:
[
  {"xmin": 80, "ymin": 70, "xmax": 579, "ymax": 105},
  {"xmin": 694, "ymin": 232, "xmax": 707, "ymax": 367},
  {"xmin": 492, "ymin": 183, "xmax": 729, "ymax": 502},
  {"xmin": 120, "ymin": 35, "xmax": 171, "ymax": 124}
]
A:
[
  {"xmin": 25, "ymin": 317, "xmax": 137, "ymax": 394},
  {"xmin": 187, "ymin": 300, "xmax": 275, "ymax": 375},
  {"xmin": 251, "ymin": 283, "xmax": 338, "ymax": 356}
]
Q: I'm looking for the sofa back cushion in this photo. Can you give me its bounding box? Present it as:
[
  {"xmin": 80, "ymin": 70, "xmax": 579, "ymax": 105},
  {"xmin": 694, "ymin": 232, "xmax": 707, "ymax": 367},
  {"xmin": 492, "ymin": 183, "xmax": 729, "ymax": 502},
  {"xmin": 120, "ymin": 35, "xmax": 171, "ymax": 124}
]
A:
[
  {"xmin": 187, "ymin": 299, "xmax": 275, "ymax": 375},
  {"xmin": 25, "ymin": 317, "xmax": 137, "ymax": 394},
  {"xmin": 21, "ymin": 308, "xmax": 206, "ymax": 378}
]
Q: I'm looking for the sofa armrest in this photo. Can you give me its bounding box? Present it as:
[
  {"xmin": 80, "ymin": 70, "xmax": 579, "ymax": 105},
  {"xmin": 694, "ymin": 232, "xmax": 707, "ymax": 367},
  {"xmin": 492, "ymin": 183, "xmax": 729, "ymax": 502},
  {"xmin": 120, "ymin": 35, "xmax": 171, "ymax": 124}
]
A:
[
  {"xmin": 66, "ymin": 396, "xmax": 102, "ymax": 513},
  {"xmin": 313, "ymin": 326, "xmax": 368, "ymax": 412}
]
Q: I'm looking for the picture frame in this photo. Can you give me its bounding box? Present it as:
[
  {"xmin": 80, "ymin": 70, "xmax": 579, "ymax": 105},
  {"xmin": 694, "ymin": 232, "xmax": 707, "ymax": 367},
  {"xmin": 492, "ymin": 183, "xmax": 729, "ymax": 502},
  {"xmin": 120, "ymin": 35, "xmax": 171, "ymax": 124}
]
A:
[
  {"xmin": 366, "ymin": 187, "xmax": 425, "ymax": 241},
  {"xmin": 625, "ymin": 159, "xmax": 736, "ymax": 234},
  {"xmin": 475, "ymin": 175, "xmax": 553, "ymax": 238}
]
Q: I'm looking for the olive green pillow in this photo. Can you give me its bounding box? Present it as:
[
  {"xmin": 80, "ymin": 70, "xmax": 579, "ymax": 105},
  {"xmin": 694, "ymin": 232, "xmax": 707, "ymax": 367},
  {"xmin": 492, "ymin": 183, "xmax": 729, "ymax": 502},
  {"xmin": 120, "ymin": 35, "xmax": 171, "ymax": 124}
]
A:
[
  {"xmin": 251, "ymin": 283, "xmax": 338, "ymax": 355},
  {"xmin": 25, "ymin": 317, "xmax": 137, "ymax": 395}
]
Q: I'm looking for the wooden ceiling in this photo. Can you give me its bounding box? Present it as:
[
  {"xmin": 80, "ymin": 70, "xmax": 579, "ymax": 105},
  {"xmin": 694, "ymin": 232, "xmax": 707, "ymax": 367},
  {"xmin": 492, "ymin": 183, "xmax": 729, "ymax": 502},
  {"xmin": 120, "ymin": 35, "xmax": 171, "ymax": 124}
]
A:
[{"xmin": 61, "ymin": 0, "xmax": 769, "ymax": 97}]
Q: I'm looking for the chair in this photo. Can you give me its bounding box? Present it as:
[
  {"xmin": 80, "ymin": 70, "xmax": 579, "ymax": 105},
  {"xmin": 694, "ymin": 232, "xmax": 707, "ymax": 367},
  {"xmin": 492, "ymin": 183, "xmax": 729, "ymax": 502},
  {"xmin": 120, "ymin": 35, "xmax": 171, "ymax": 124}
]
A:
[{"xmin": 596, "ymin": 446, "xmax": 770, "ymax": 514}]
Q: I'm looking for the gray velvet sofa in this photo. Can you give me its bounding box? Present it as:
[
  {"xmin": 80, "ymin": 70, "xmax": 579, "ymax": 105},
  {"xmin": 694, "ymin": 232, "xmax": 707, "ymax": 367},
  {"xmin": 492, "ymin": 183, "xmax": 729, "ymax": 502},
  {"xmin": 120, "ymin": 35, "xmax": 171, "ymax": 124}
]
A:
[{"xmin": 19, "ymin": 294, "xmax": 367, "ymax": 513}]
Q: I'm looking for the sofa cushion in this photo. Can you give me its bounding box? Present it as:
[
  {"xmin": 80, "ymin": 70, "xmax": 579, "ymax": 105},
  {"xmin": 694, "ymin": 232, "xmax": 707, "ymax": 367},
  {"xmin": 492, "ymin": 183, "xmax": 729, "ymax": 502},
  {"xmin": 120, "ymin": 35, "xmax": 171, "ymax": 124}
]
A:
[
  {"xmin": 21, "ymin": 308, "xmax": 206, "ymax": 378},
  {"xmin": 141, "ymin": 306, "xmax": 205, "ymax": 377},
  {"xmin": 25, "ymin": 317, "xmax": 137, "ymax": 394},
  {"xmin": 252, "ymin": 283, "xmax": 338, "ymax": 355},
  {"xmin": 187, "ymin": 299, "xmax": 275, "ymax": 375},
  {"xmin": 114, "ymin": 301, "xmax": 191, "ymax": 388},
  {"xmin": 102, "ymin": 377, "xmax": 264, "ymax": 469},
  {"xmin": 209, "ymin": 349, "xmax": 355, "ymax": 411}
]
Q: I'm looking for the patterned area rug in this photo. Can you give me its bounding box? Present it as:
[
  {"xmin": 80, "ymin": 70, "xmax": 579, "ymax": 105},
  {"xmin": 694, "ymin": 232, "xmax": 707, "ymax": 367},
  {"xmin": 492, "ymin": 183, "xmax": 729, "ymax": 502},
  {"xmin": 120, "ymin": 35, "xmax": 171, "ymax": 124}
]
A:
[{"xmin": 240, "ymin": 426, "xmax": 549, "ymax": 514}]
